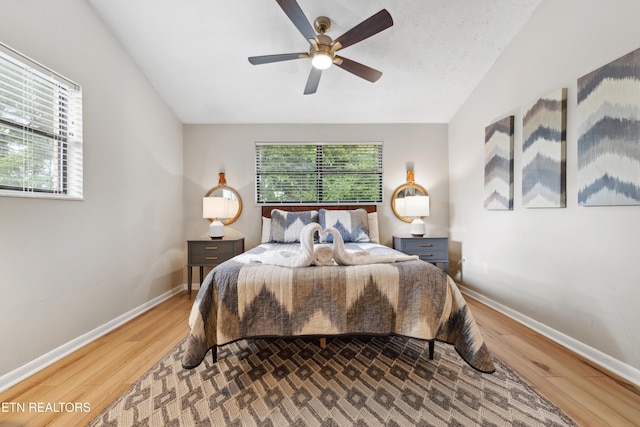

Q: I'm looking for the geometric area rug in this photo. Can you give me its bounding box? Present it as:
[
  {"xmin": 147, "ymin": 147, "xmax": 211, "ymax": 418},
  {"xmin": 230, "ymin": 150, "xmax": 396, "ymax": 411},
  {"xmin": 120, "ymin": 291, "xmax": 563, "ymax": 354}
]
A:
[{"xmin": 87, "ymin": 336, "xmax": 578, "ymax": 426}]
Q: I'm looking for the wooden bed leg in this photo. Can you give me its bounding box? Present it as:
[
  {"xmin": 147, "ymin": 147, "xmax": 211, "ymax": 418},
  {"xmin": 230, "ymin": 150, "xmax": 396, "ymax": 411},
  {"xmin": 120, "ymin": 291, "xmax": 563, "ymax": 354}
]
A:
[
  {"xmin": 319, "ymin": 338, "xmax": 327, "ymax": 348},
  {"xmin": 211, "ymin": 346, "xmax": 217, "ymax": 364},
  {"xmin": 428, "ymin": 340, "xmax": 434, "ymax": 360}
]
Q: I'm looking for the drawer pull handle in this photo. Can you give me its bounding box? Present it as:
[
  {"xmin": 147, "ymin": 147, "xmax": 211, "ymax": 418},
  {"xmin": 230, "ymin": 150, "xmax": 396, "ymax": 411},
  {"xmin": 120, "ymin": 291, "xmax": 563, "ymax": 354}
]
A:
[
  {"xmin": 205, "ymin": 246, "xmax": 219, "ymax": 250},
  {"xmin": 420, "ymin": 253, "xmax": 433, "ymax": 257},
  {"xmin": 205, "ymin": 256, "xmax": 219, "ymax": 260},
  {"xmin": 419, "ymin": 244, "xmax": 433, "ymax": 247}
]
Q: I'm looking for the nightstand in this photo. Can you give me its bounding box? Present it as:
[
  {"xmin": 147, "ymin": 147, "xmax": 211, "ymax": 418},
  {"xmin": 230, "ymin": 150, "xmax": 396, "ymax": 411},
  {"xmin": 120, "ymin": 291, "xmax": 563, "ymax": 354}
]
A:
[
  {"xmin": 187, "ymin": 237, "xmax": 244, "ymax": 297},
  {"xmin": 393, "ymin": 236, "xmax": 449, "ymax": 274}
]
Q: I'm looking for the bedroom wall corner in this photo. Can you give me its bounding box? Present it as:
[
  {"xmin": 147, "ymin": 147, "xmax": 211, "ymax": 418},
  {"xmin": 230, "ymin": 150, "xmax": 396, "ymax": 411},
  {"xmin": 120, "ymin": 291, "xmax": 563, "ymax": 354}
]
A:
[
  {"xmin": 0, "ymin": 0, "xmax": 184, "ymax": 378},
  {"xmin": 448, "ymin": 0, "xmax": 640, "ymax": 380}
]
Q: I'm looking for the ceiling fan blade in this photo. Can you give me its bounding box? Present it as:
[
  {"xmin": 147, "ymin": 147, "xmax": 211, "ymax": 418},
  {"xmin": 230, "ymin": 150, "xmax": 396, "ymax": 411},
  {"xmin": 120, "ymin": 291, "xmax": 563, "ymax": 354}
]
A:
[
  {"xmin": 333, "ymin": 9, "xmax": 393, "ymax": 51},
  {"xmin": 276, "ymin": 0, "xmax": 316, "ymax": 43},
  {"xmin": 304, "ymin": 67, "xmax": 322, "ymax": 95},
  {"xmin": 248, "ymin": 52, "xmax": 309, "ymax": 65},
  {"xmin": 334, "ymin": 56, "xmax": 383, "ymax": 83}
]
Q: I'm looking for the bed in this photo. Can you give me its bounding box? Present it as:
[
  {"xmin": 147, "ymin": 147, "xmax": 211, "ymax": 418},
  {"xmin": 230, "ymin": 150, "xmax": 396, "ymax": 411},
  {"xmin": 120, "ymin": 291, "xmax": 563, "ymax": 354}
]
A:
[{"xmin": 182, "ymin": 206, "xmax": 495, "ymax": 373}]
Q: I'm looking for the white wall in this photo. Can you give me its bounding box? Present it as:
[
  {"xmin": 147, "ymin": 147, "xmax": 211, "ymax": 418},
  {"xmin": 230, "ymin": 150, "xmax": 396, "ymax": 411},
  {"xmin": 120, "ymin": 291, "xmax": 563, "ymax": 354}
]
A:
[
  {"xmin": 0, "ymin": 0, "xmax": 184, "ymax": 376},
  {"xmin": 183, "ymin": 124, "xmax": 448, "ymax": 249},
  {"xmin": 449, "ymin": 0, "xmax": 640, "ymax": 377}
]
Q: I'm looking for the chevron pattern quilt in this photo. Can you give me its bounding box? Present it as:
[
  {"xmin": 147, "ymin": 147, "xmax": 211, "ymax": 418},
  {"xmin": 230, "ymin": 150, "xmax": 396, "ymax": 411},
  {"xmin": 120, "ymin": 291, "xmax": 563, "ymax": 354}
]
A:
[{"xmin": 182, "ymin": 243, "xmax": 495, "ymax": 373}]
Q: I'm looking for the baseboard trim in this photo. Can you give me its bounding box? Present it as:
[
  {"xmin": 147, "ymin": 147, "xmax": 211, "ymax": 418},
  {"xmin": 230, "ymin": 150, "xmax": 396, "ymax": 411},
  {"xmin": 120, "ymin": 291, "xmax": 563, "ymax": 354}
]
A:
[
  {"xmin": 5, "ymin": 283, "xmax": 637, "ymax": 392},
  {"xmin": 459, "ymin": 285, "xmax": 640, "ymax": 388},
  {"xmin": 0, "ymin": 285, "xmax": 185, "ymax": 393}
]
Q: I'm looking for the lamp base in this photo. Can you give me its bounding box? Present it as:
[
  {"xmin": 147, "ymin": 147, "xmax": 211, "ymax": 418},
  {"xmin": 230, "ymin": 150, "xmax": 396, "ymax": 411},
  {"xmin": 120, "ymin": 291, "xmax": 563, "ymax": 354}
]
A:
[
  {"xmin": 209, "ymin": 220, "xmax": 224, "ymax": 239},
  {"xmin": 410, "ymin": 217, "xmax": 425, "ymax": 237}
]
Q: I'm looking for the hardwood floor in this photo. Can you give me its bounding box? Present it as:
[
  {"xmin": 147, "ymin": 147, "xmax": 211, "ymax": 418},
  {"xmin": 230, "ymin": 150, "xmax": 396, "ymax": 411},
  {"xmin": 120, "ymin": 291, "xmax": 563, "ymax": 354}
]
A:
[
  {"xmin": 466, "ymin": 297, "xmax": 640, "ymax": 427},
  {"xmin": 1, "ymin": 291, "xmax": 639, "ymax": 426},
  {"xmin": 0, "ymin": 293, "xmax": 192, "ymax": 427}
]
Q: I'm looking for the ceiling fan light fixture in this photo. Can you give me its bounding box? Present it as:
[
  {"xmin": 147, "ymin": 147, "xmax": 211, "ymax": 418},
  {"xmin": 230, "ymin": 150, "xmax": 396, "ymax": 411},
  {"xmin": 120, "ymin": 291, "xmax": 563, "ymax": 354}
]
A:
[
  {"xmin": 311, "ymin": 51, "xmax": 333, "ymax": 69},
  {"xmin": 247, "ymin": 1, "xmax": 394, "ymax": 93}
]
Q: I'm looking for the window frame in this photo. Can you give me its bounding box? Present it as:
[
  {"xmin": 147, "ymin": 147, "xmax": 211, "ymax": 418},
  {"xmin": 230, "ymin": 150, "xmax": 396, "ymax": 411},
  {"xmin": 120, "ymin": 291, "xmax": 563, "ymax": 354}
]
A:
[
  {"xmin": 0, "ymin": 42, "xmax": 83, "ymax": 200},
  {"xmin": 255, "ymin": 141, "xmax": 384, "ymax": 205}
]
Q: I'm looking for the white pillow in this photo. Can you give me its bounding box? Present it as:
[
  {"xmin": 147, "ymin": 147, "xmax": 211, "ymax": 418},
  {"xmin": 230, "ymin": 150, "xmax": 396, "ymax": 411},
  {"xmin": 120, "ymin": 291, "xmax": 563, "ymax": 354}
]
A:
[
  {"xmin": 261, "ymin": 217, "xmax": 271, "ymax": 243},
  {"xmin": 367, "ymin": 212, "xmax": 380, "ymax": 244}
]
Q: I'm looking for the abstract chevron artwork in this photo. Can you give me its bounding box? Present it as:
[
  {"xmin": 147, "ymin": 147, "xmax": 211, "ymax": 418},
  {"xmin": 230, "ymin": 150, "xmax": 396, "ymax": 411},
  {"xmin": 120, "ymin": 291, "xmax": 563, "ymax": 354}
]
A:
[
  {"xmin": 484, "ymin": 116, "xmax": 514, "ymax": 210},
  {"xmin": 522, "ymin": 88, "xmax": 567, "ymax": 208},
  {"xmin": 577, "ymin": 47, "xmax": 640, "ymax": 206}
]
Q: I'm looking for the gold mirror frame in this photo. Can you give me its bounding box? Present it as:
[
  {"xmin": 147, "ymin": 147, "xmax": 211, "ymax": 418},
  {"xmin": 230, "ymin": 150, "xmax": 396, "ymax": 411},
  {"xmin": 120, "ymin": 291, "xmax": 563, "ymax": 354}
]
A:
[
  {"xmin": 391, "ymin": 182, "xmax": 428, "ymax": 223},
  {"xmin": 204, "ymin": 185, "xmax": 242, "ymax": 225}
]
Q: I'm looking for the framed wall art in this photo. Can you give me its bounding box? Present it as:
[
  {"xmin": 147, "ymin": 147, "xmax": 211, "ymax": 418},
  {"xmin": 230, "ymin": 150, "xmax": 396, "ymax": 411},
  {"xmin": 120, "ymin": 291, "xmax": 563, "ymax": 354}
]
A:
[
  {"xmin": 484, "ymin": 116, "xmax": 514, "ymax": 210},
  {"xmin": 577, "ymin": 47, "xmax": 640, "ymax": 206},
  {"xmin": 522, "ymin": 88, "xmax": 567, "ymax": 208}
]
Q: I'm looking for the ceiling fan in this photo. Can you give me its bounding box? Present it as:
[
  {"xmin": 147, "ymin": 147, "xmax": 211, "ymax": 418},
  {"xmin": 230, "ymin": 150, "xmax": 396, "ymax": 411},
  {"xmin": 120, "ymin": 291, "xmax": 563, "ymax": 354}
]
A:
[{"xmin": 248, "ymin": 0, "xmax": 393, "ymax": 95}]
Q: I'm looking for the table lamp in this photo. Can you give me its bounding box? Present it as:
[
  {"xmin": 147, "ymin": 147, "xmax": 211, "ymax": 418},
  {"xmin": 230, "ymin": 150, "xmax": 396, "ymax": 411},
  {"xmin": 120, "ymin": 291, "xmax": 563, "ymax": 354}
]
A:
[
  {"xmin": 203, "ymin": 197, "xmax": 228, "ymax": 239},
  {"xmin": 404, "ymin": 195, "xmax": 430, "ymax": 237}
]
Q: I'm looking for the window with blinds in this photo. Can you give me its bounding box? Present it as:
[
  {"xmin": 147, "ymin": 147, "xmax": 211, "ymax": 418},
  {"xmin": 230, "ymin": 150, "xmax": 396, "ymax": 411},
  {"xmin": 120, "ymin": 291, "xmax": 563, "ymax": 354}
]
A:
[
  {"xmin": 256, "ymin": 142, "xmax": 383, "ymax": 204},
  {"xmin": 0, "ymin": 42, "xmax": 83, "ymax": 199}
]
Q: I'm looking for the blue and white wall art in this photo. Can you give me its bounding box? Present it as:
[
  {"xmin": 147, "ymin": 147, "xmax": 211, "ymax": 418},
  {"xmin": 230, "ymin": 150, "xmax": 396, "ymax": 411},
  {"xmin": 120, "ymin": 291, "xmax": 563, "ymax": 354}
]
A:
[
  {"xmin": 484, "ymin": 116, "xmax": 514, "ymax": 210},
  {"xmin": 522, "ymin": 88, "xmax": 567, "ymax": 208},
  {"xmin": 577, "ymin": 47, "xmax": 640, "ymax": 206}
]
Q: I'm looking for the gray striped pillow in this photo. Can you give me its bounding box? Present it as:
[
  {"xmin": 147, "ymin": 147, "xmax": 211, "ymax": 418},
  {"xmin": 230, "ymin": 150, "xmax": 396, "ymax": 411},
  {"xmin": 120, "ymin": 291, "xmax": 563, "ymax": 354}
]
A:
[{"xmin": 270, "ymin": 210, "xmax": 319, "ymax": 243}]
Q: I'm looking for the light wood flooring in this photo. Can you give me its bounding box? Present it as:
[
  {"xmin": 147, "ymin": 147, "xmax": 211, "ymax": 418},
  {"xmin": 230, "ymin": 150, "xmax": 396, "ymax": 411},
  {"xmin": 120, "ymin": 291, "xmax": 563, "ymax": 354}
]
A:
[{"xmin": 1, "ymin": 291, "xmax": 639, "ymax": 426}]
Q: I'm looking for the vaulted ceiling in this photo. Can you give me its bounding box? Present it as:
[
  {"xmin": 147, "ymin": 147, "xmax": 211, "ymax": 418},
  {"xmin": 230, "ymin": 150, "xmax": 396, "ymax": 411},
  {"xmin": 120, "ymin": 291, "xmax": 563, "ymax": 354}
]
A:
[{"xmin": 87, "ymin": 0, "xmax": 541, "ymax": 124}]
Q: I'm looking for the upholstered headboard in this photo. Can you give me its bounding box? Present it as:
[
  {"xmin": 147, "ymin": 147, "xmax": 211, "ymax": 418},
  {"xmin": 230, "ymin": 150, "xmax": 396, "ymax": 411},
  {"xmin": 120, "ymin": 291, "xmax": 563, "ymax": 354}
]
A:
[{"xmin": 261, "ymin": 205, "xmax": 377, "ymax": 218}]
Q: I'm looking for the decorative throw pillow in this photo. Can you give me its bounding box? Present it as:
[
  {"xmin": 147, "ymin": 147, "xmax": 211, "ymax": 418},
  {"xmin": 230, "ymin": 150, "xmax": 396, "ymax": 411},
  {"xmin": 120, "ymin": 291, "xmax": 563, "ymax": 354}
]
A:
[
  {"xmin": 318, "ymin": 209, "xmax": 371, "ymax": 243},
  {"xmin": 270, "ymin": 209, "xmax": 319, "ymax": 243}
]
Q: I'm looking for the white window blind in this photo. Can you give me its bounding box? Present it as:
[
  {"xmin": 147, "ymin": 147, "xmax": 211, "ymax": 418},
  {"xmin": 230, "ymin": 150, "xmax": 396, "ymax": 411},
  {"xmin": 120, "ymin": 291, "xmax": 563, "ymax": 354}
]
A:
[
  {"xmin": 256, "ymin": 142, "xmax": 383, "ymax": 204},
  {"xmin": 0, "ymin": 42, "xmax": 83, "ymax": 199}
]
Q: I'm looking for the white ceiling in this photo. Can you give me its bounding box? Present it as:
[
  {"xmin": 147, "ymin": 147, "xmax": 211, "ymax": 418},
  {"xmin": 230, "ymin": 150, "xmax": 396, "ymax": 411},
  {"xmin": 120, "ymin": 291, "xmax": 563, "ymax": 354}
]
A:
[{"xmin": 87, "ymin": 0, "xmax": 540, "ymax": 124}]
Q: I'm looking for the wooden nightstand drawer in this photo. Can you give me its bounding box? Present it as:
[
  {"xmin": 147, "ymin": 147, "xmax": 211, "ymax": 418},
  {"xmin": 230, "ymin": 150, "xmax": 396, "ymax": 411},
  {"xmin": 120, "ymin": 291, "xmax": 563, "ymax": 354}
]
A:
[
  {"xmin": 187, "ymin": 238, "xmax": 244, "ymax": 297},
  {"xmin": 188, "ymin": 242, "xmax": 235, "ymax": 265},
  {"xmin": 393, "ymin": 236, "xmax": 449, "ymax": 273},
  {"xmin": 399, "ymin": 238, "xmax": 447, "ymax": 253},
  {"xmin": 414, "ymin": 250, "xmax": 447, "ymax": 262}
]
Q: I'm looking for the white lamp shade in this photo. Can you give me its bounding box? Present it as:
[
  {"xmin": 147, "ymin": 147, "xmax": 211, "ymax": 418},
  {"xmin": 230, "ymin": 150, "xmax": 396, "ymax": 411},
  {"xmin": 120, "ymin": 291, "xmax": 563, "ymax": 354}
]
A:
[
  {"xmin": 203, "ymin": 197, "xmax": 229, "ymax": 219},
  {"xmin": 403, "ymin": 195, "xmax": 430, "ymax": 217}
]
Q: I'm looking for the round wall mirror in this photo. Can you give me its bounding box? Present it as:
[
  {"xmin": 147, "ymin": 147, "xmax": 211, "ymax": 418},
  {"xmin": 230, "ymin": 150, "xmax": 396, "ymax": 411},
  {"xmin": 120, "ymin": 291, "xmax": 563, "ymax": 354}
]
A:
[
  {"xmin": 204, "ymin": 185, "xmax": 242, "ymax": 225},
  {"xmin": 391, "ymin": 182, "xmax": 428, "ymax": 223}
]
